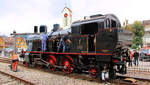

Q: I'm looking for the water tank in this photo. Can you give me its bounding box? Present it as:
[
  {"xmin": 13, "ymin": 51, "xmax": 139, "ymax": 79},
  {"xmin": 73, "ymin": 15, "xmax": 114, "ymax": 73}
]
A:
[
  {"xmin": 39, "ymin": 25, "xmax": 47, "ymax": 33},
  {"xmin": 34, "ymin": 26, "xmax": 38, "ymax": 33},
  {"xmin": 52, "ymin": 24, "xmax": 60, "ymax": 32}
]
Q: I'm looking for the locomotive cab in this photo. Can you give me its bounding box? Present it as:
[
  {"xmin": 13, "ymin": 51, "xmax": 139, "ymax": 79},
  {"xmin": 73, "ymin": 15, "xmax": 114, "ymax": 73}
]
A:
[{"xmin": 71, "ymin": 14, "xmax": 120, "ymax": 53}]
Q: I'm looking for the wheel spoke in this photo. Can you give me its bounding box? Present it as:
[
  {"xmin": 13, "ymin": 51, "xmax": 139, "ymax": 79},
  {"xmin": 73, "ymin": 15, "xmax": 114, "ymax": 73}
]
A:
[
  {"xmin": 48, "ymin": 58, "xmax": 56, "ymax": 71},
  {"xmin": 62, "ymin": 59, "xmax": 74, "ymax": 74},
  {"xmin": 89, "ymin": 67, "xmax": 98, "ymax": 78},
  {"xmin": 37, "ymin": 65, "xmax": 43, "ymax": 69},
  {"xmin": 25, "ymin": 62, "xmax": 29, "ymax": 67}
]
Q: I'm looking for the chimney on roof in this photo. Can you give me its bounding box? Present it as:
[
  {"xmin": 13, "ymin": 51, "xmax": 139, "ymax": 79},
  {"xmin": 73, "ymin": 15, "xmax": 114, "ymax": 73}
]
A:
[{"xmin": 34, "ymin": 26, "xmax": 38, "ymax": 33}]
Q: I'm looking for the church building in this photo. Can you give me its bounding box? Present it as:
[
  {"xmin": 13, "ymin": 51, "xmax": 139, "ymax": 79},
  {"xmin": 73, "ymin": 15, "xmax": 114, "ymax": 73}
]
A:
[{"xmin": 61, "ymin": 0, "xmax": 72, "ymax": 29}]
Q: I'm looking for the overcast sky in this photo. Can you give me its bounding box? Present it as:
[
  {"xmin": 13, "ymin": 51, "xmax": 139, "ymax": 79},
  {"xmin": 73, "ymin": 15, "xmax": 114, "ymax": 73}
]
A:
[{"xmin": 0, "ymin": 0, "xmax": 150, "ymax": 35}]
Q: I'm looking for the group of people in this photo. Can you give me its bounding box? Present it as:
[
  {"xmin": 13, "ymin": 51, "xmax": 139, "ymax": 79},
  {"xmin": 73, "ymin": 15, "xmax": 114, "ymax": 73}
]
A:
[
  {"xmin": 42, "ymin": 32, "xmax": 71, "ymax": 52},
  {"xmin": 127, "ymin": 49, "xmax": 139, "ymax": 67},
  {"xmin": 10, "ymin": 32, "xmax": 71, "ymax": 72}
]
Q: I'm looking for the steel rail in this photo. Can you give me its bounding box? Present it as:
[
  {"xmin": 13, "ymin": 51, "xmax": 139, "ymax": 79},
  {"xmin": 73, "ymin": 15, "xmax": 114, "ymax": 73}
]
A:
[{"xmin": 0, "ymin": 70, "xmax": 35, "ymax": 85}]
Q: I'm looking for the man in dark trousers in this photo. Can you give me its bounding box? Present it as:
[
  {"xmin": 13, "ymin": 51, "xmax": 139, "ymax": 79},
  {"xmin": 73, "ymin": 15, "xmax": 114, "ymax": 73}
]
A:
[
  {"xmin": 57, "ymin": 32, "xmax": 71, "ymax": 52},
  {"xmin": 133, "ymin": 50, "xmax": 139, "ymax": 66}
]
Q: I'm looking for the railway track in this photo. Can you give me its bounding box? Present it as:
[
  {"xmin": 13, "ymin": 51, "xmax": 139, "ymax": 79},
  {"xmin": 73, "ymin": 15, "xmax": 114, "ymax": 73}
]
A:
[
  {"xmin": 0, "ymin": 57, "xmax": 23, "ymax": 65},
  {"xmin": 0, "ymin": 70, "xmax": 35, "ymax": 85},
  {"xmin": 0, "ymin": 57, "xmax": 150, "ymax": 85},
  {"xmin": 0, "ymin": 57, "xmax": 35, "ymax": 85},
  {"xmin": 0, "ymin": 57, "xmax": 11, "ymax": 63}
]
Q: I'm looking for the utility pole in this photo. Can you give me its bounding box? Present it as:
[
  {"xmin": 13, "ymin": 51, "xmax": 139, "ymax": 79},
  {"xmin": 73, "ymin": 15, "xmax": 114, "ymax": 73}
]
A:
[{"xmin": 11, "ymin": 30, "xmax": 17, "ymax": 54}]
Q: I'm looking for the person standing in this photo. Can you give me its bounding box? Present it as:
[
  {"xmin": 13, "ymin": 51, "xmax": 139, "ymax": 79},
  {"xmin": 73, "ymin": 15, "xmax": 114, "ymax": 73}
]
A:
[
  {"xmin": 42, "ymin": 32, "xmax": 48, "ymax": 51},
  {"xmin": 133, "ymin": 50, "xmax": 139, "ymax": 66},
  {"xmin": 128, "ymin": 50, "xmax": 133, "ymax": 67},
  {"xmin": 12, "ymin": 52, "xmax": 19, "ymax": 72},
  {"xmin": 57, "ymin": 35, "xmax": 66, "ymax": 52},
  {"xmin": 101, "ymin": 65, "xmax": 109, "ymax": 85},
  {"xmin": 57, "ymin": 32, "xmax": 71, "ymax": 52}
]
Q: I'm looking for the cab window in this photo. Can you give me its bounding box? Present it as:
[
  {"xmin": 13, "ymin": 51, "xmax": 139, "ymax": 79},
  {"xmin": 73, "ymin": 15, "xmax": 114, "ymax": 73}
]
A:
[
  {"xmin": 111, "ymin": 20, "xmax": 116, "ymax": 28},
  {"xmin": 81, "ymin": 22, "xmax": 98, "ymax": 35},
  {"xmin": 105, "ymin": 19, "xmax": 110, "ymax": 28}
]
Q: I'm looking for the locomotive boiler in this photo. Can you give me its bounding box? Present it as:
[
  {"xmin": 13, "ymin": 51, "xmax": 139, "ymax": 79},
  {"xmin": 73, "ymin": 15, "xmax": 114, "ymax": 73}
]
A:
[{"xmin": 21, "ymin": 14, "xmax": 129, "ymax": 79}]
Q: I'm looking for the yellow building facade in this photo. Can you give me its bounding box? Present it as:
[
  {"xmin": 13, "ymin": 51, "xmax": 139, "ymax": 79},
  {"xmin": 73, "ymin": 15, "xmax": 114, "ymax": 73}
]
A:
[
  {"xmin": 0, "ymin": 37, "xmax": 5, "ymax": 50},
  {"xmin": 16, "ymin": 37, "xmax": 27, "ymax": 52}
]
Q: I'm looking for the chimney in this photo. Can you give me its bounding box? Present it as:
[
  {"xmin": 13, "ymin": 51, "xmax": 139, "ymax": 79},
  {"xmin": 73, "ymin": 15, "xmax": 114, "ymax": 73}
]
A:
[
  {"xmin": 34, "ymin": 26, "xmax": 38, "ymax": 33},
  {"xmin": 39, "ymin": 25, "xmax": 47, "ymax": 33}
]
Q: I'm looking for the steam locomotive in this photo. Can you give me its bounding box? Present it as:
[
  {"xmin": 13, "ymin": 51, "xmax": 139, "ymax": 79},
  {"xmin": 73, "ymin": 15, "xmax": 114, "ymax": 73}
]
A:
[{"xmin": 21, "ymin": 14, "xmax": 130, "ymax": 79}]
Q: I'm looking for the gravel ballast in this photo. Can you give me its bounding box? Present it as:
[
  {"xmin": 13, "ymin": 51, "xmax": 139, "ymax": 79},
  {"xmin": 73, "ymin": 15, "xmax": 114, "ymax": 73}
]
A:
[{"xmin": 0, "ymin": 62, "xmax": 104, "ymax": 85}]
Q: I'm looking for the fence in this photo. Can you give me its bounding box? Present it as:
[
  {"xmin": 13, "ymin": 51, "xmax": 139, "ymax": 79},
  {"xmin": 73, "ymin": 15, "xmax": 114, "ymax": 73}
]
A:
[{"xmin": 122, "ymin": 58, "xmax": 150, "ymax": 79}]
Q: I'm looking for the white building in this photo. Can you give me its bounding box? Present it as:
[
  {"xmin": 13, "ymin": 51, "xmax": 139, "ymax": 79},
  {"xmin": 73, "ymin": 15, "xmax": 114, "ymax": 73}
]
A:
[
  {"xmin": 61, "ymin": 0, "xmax": 72, "ymax": 29},
  {"xmin": 143, "ymin": 20, "xmax": 150, "ymax": 47}
]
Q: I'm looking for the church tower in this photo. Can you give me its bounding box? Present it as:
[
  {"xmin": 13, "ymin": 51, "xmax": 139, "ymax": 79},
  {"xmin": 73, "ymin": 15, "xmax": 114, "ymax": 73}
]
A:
[{"xmin": 62, "ymin": 0, "xmax": 72, "ymax": 29}]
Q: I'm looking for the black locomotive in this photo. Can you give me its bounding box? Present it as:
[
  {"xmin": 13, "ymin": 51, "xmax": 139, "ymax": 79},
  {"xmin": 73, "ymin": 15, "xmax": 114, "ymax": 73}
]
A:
[{"xmin": 21, "ymin": 14, "xmax": 129, "ymax": 79}]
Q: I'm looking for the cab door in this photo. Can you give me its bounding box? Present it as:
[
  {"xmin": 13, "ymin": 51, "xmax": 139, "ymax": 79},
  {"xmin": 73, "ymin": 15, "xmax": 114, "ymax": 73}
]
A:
[{"xmin": 80, "ymin": 22, "xmax": 98, "ymax": 53}]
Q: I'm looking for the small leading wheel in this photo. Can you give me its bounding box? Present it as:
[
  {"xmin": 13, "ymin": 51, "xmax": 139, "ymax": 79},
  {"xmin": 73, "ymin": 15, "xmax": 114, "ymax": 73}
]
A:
[
  {"xmin": 37, "ymin": 65, "xmax": 41, "ymax": 69},
  {"xmin": 61, "ymin": 59, "xmax": 74, "ymax": 74},
  {"xmin": 25, "ymin": 61, "xmax": 29, "ymax": 67},
  {"xmin": 89, "ymin": 67, "xmax": 98, "ymax": 78},
  {"xmin": 121, "ymin": 65, "xmax": 127, "ymax": 74},
  {"xmin": 48, "ymin": 58, "xmax": 56, "ymax": 71},
  {"xmin": 109, "ymin": 69, "xmax": 116, "ymax": 79}
]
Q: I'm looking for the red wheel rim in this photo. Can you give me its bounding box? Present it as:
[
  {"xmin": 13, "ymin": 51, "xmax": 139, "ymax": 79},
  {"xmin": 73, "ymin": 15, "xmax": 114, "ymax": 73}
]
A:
[
  {"xmin": 89, "ymin": 67, "xmax": 97, "ymax": 77},
  {"xmin": 37, "ymin": 65, "xmax": 42, "ymax": 69},
  {"xmin": 62, "ymin": 59, "xmax": 74, "ymax": 74},
  {"xmin": 48, "ymin": 59, "xmax": 56, "ymax": 71},
  {"xmin": 25, "ymin": 62, "xmax": 29, "ymax": 67}
]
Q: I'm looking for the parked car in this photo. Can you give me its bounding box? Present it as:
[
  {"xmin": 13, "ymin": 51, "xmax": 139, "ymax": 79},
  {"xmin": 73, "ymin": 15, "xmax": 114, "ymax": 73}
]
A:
[{"xmin": 139, "ymin": 48, "xmax": 150, "ymax": 61}]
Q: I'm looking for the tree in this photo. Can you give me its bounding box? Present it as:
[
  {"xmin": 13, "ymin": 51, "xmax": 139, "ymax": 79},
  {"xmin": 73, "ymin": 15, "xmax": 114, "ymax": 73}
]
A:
[{"xmin": 131, "ymin": 21, "xmax": 144, "ymax": 49}]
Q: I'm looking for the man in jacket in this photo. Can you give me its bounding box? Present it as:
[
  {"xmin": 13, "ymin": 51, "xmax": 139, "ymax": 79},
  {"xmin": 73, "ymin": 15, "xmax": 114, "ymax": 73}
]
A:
[
  {"xmin": 12, "ymin": 52, "xmax": 19, "ymax": 72},
  {"xmin": 57, "ymin": 32, "xmax": 71, "ymax": 52},
  {"xmin": 133, "ymin": 50, "xmax": 139, "ymax": 66}
]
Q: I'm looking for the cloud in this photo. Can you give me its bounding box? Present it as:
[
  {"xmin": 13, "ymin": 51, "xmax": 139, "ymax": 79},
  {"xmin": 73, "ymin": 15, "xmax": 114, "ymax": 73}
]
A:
[
  {"xmin": 71, "ymin": 0, "xmax": 131, "ymax": 23},
  {"xmin": 0, "ymin": 0, "xmax": 64, "ymax": 34},
  {"xmin": 0, "ymin": 0, "xmax": 150, "ymax": 35}
]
